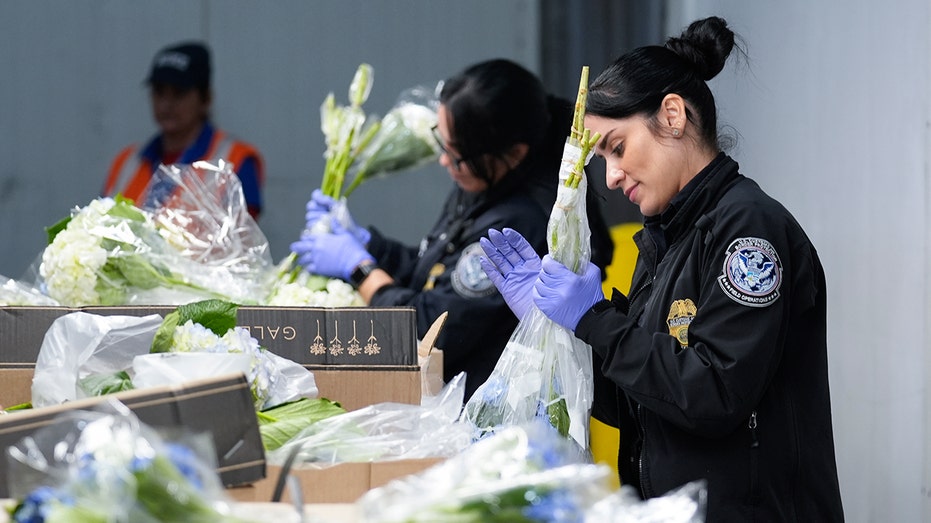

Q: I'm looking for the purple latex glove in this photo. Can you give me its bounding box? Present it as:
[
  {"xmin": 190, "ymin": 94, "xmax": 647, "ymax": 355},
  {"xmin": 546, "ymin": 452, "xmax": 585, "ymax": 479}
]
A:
[
  {"xmin": 304, "ymin": 189, "xmax": 371, "ymax": 245},
  {"xmin": 533, "ymin": 255, "xmax": 604, "ymax": 331},
  {"xmin": 290, "ymin": 220, "xmax": 374, "ymax": 281},
  {"xmin": 479, "ymin": 228, "xmax": 541, "ymax": 320}
]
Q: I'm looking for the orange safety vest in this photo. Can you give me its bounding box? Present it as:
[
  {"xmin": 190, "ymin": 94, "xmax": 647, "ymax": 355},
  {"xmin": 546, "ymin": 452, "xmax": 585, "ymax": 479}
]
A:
[{"xmin": 102, "ymin": 129, "xmax": 263, "ymax": 205}]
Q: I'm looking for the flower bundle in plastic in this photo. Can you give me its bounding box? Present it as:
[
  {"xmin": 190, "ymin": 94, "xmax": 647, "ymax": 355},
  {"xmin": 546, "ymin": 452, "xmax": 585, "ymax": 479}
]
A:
[
  {"xmin": 356, "ymin": 421, "xmax": 614, "ymax": 522},
  {"xmin": 7, "ymin": 400, "xmax": 247, "ymax": 522},
  {"xmin": 30, "ymin": 300, "xmax": 319, "ymax": 414},
  {"xmin": 318, "ymin": 63, "xmax": 440, "ymax": 201},
  {"xmin": 270, "ymin": 64, "xmax": 440, "ymax": 306},
  {"xmin": 38, "ymin": 162, "xmax": 273, "ymax": 307},
  {"xmin": 461, "ymin": 67, "xmax": 600, "ymax": 449}
]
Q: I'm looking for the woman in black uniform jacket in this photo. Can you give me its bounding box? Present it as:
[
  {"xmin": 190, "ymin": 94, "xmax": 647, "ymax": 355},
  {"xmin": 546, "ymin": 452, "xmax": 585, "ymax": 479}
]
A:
[
  {"xmin": 291, "ymin": 59, "xmax": 613, "ymax": 399},
  {"xmin": 481, "ymin": 17, "xmax": 844, "ymax": 522}
]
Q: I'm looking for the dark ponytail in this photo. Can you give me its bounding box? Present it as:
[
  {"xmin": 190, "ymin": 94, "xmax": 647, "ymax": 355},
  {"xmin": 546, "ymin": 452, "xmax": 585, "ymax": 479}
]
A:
[{"xmin": 587, "ymin": 16, "xmax": 739, "ymax": 150}]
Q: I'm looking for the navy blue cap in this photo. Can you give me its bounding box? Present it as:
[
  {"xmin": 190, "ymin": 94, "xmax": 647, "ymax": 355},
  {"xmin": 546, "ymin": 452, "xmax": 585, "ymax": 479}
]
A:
[{"xmin": 146, "ymin": 42, "xmax": 211, "ymax": 90}]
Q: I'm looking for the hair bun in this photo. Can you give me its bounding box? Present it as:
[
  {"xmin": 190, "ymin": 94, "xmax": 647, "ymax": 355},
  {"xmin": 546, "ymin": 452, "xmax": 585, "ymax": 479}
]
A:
[{"xmin": 664, "ymin": 16, "xmax": 735, "ymax": 81}]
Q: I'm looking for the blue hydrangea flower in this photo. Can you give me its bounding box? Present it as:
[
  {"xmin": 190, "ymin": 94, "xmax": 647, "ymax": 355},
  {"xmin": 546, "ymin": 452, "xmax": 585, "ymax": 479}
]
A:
[
  {"xmin": 165, "ymin": 442, "xmax": 204, "ymax": 490},
  {"xmin": 13, "ymin": 486, "xmax": 73, "ymax": 523}
]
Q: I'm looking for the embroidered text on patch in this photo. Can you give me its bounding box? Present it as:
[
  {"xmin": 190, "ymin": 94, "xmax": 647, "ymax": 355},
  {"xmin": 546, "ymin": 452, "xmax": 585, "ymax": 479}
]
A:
[
  {"xmin": 717, "ymin": 237, "xmax": 782, "ymax": 307},
  {"xmin": 451, "ymin": 242, "xmax": 496, "ymax": 298}
]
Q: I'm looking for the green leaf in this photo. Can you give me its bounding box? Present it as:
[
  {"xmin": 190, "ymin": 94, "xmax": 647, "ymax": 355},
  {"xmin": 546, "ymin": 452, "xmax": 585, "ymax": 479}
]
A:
[
  {"xmin": 547, "ymin": 398, "xmax": 571, "ymax": 439},
  {"xmin": 133, "ymin": 455, "xmax": 229, "ymax": 522},
  {"xmin": 175, "ymin": 299, "xmax": 239, "ymax": 336},
  {"xmin": 150, "ymin": 309, "xmax": 181, "ymax": 354},
  {"xmin": 151, "ymin": 300, "xmax": 240, "ymax": 353},
  {"xmin": 79, "ymin": 371, "xmax": 134, "ymax": 397},
  {"xmin": 110, "ymin": 255, "xmax": 170, "ymax": 289},
  {"xmin": 45, "ymin": 215, "xmax": 72, "ymax": 244},
  {"xmin": 107, "ymin": 195, "xmax": 146, "ymax": 222},
  {"xmin": 258, "ymin": 397, "xmax": 346, "ymax": 451}
]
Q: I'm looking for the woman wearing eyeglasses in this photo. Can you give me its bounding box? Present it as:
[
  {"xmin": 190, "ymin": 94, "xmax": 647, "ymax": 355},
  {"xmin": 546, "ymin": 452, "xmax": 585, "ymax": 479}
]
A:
[{"xmin": 291, "ymin": 58, "xmax": 614, "ymax": 398}]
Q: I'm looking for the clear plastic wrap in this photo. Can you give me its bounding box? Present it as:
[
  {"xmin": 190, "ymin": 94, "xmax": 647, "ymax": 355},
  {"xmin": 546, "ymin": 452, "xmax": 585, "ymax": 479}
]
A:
[
  {"xmin": 267, "ymin": 372, "xmax": 471, "ymax": 466},
  {"xmin": 30, "ymin": 309, "xmax": 317, "ymax": 411},
  {"xmin": 462, "ymin": 141, "xmax": 595, "ymax": 449},
  {"xmin": 37, "ymin": 162, "xmax": 273, "ymax": 307},
  {"xmin": 341, "ymin": 84, "xmax": 440, "ymax": 196},
  {"xmin": 356, "ymin": 421, "xmax": 614, "ymax": 522},
  {"xmin": 145, "ymin": 161, "xmax": 272, "ymax": 276},
  {"xmin": 31, "ymin": 312, "xmax": 162, "ymax": 408},
  {"xmin": 0, "ymin": 275, "xmax": 60, "ymax": 306},
  {"xmin": 6, "ymin": 399, "xmax": 245, "ymax": 522},
  {"xmin": 585, "ymin": 480, "xmax": 708, "ymax": 523}
]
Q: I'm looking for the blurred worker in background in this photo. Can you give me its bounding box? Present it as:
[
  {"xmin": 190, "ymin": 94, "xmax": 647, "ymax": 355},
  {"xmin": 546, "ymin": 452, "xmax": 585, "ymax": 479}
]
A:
[
  {"xmin": 290, "ymin": 59, "xmax": 614, "ymax": 399},
  {"xmin": 102, "ymin": 41, "xmax": 265, "ymax": 219}
]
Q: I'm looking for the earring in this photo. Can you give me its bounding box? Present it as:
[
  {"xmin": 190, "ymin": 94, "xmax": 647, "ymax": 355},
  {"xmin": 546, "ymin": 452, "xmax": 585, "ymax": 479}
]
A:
[{"xmin": 672, "ymin": 128, "xmax": 680, "ymax": 137}]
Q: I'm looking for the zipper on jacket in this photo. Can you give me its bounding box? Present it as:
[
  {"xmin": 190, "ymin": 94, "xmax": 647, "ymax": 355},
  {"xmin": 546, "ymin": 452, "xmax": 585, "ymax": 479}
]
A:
[
  {"xmin": 637, "ymin": 403, "xmax": 651, "ymax": 498},
  {"xmin": 627, "ymin": 278, "xmax": 653, "ymax": 315},
  {"xmin": 748, "ymin": 410, "xmax": 759, "ymax": 448},
  {"xmin": 748, "ymin": 410, "xmax": 761, "ymax": 504}
]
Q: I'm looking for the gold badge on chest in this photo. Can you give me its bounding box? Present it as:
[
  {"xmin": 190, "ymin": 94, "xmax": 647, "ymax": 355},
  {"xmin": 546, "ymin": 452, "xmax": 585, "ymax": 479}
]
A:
[
  {"xmin": 423, "ymin": 263, "xmax": 445, "ymax": 290},
  {"xmin": 667, "ymin": 299, "xmax": 697, "ymax": 347}
]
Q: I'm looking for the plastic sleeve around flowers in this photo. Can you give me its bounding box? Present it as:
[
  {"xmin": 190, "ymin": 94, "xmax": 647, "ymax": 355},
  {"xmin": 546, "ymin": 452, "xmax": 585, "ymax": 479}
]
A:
[
  {"xmin": 143, "ymin": 161, "xmax": 274, "ymax": 304},
  {"xmin": 265, "ymin": 372, "xmax": 471, "ymax": 467},
  {"xmin": 460, "ymin": 138, "xmax": 595, "ymax": 450},
  {"xmin": 6, "ymin": 399, "xmax": 237, "ymax": 521}
]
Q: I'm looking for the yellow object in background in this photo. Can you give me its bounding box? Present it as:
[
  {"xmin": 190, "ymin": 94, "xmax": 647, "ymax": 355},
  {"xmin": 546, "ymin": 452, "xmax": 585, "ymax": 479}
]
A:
[
  {"xmin": 590, "ymin": 222, "xmax": 641, "ymax": 487},
  {"xmin": 601, "ymin": 222, "xmax": 641, "ymax": 297}
]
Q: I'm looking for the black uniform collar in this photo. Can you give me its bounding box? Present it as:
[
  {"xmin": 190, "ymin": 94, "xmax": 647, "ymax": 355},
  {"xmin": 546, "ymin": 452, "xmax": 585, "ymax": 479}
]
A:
[{"xmin": 656, "ymin": 152, "xmax": 740, "ymax": 244}]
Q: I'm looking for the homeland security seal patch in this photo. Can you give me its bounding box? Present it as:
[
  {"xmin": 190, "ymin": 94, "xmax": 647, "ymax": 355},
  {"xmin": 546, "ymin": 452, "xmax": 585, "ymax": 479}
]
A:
[
  {"xmin": 452, "ymin": 242, "xmax": 497, "ymax": 298},
  {"xmin": 717, "ymin": 237, "xmax": 782, "ymax": 307}
]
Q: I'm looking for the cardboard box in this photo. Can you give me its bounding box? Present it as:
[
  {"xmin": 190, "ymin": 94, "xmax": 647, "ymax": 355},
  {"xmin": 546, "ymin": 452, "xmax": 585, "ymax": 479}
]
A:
[
  {"xmin": 227, "ymin": 458, "xmax": 444, "ymax": 504},
  {"xmin": 0, "ymin": 305, "xmax": 423, "ymax": 410},
  {"xmin": 0, "ymin": 305, "xmax": 418, "ymax": 366},
  {"xmin": 0, "ymin": 366, "xmax": 421, "ymax": 415},
  {"xmin": 310, "ymin": 367, "xmax": 421, "ymax": 411},
  {"xmin": 0, "ymin": 373, "xmax": 265, "ymax": 498}
]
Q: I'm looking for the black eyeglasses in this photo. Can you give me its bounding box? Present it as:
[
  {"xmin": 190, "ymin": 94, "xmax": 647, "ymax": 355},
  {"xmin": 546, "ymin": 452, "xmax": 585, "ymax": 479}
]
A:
[{"xmin": 431, "ymin": 125, "xmax": 469, "ymax": 170}]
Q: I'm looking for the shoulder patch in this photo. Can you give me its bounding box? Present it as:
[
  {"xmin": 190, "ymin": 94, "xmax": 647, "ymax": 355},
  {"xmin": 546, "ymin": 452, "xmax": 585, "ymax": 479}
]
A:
[
  {"xmin": 717, "ymin": 237, "xmax": 782, "ymax": 307},
  {"xmin": 452, "ymin": 242, "xmax": 497, "ymax": 298}
]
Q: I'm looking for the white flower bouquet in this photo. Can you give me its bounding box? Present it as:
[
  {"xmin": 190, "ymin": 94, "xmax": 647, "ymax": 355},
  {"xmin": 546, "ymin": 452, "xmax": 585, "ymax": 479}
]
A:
[
  {"xmin": 318, "ymin": 63, "xmax": 440, "ymax": 200},
  {"xmin": 263, "ymin": 255, "xmax": 364, "ymax": 307},
  {"xmin": 462, "ymin": 67, "xmax": 601, "ymax": 448},
  {"xmin": 271, "ymin": 63, "xmax": 439, "ymax": 306},
  {"xmin": 356, "ymin": 421, "xmax": 615, "ymax": 522},
  {"xmin": 39, "ymin": 196, "xmax": 205, "ymax": 306},
  {"xmin": 39, "ymin": 162, "xmax": 274, "ymax": 307}
]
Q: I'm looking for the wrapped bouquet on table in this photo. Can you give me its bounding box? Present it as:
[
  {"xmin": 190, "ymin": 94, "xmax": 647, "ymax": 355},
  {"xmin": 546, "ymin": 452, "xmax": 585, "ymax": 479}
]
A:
[
  {"xmin": 6, "ymin": 399, "xmax": 251, "ymax": 522},
  {"xmin": 36, "ymin": 161, "xmax": 273, "ymax": 307}
]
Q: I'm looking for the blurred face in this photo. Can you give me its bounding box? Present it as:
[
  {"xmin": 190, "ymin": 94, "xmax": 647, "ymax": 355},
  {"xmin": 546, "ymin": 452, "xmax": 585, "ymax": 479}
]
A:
[
  {"xmin": 150, "ymin": 84, "xmax": 209, "ymax": 141},
  {"xmin": 435, "ymin": 105, "xmax": 490, "ymax": 193},
  {"xmin": 586, "ymin": 114, "xmax": 688, "ymax": 217}
]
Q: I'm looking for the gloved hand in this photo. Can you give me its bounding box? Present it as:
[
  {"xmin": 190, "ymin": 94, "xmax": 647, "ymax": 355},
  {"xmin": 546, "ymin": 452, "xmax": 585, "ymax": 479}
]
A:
[
  {"xmin": 479, "ymin": 228, "xmax": 541, "ymax": 320},
  {"xmin": 304, "ymin": 189, "xmax": 371, "ymax": 245},
  {"xmin": 533, "ymin": 255, "xmax": 604, "ymax": 331},
  {"xmin": 290, "ymin": 220, "xmax": 374, "ymax": 281}
]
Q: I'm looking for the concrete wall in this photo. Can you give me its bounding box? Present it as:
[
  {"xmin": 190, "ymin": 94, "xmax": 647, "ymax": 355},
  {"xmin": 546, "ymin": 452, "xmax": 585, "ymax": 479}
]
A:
[{"xmin": 0, "ymin": 0, "xmax": 540, "ymax": 278}]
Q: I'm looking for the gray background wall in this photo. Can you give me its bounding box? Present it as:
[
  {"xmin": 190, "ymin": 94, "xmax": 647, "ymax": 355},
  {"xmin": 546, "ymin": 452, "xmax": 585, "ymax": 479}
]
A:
[{"xmin": 1, "ymin": 1, "xmax": 928, "ymax": 521}]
